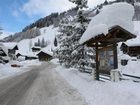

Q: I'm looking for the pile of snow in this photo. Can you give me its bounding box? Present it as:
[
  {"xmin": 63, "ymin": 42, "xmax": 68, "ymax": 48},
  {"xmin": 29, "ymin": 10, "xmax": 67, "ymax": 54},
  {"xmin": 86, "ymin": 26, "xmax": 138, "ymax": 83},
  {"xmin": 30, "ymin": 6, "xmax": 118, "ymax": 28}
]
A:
[
  {"xmin": 119, "ymin": 60, "xmax": 140, "ymax": 77},
  {"xmin": 126, "ymin": 21, "xmax": 140, "ymax": 46},
  {"xmin": 54, "ymin": 64, "xmax": 140, "ymax": 105},
  {"xmin": 17, "ymin": 60, "xmax": 41, "ymax": 68},
  {"xmin": 80, "ymin": 2, "xmax": 134, "ymax": 44}
]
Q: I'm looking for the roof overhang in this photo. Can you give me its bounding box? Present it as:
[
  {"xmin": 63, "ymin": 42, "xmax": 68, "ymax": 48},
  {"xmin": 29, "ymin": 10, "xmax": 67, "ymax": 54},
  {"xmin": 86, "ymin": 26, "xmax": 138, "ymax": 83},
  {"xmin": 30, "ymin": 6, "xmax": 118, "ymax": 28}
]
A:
[{"xmin": 83, "ymin": 25, "xmax": 136, "ymax": 47}]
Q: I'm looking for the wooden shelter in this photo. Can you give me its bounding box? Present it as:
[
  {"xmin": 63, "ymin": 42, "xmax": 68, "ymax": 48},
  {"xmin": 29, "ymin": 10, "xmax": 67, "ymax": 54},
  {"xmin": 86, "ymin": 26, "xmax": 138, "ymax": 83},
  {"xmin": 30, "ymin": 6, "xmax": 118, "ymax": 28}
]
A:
[
  {"xmin": 37, "ymin": 51, "xmax": 53, "ymax": 61},
  {"xmin": 82, "ymin": 26, "xmax": 136, "ymax": 80}
]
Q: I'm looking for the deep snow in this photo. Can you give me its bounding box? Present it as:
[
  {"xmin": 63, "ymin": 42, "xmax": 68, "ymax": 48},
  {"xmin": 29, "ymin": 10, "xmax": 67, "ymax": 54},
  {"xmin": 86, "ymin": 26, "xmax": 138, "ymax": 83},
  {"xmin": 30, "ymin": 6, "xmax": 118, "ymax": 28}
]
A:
[
  {"xmin": 80, "ymin": 2, "xmax": 134, "ymax": 44},
  {"xmin": 0, "ymin": 60, "xmax": 41, "ymax": 79},
  {"xmin": 52, "ymin": 59, "xmax": 140, "ymax": 105}
]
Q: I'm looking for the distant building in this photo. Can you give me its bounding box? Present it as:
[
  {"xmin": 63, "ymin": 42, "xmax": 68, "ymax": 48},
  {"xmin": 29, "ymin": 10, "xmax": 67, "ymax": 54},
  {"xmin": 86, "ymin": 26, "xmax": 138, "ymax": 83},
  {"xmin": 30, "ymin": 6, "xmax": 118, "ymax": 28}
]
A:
[
  {"xmin": 31, "ymin": 46, "xmax": 41, "ymax": 52},
  {"xmin": 37, "ymin": 51, "xmax": 53, "ymax": 61},
  {"xmin": 16, "ymin": 51, "xmax": 38, "ymax": 61},
  {"xmin": 121, "ymin": 43, "xmax": 140, "ymax": 57},
  {"xmin": 3, "ymin": 42, "xmax": 18, "ymax": 60}
]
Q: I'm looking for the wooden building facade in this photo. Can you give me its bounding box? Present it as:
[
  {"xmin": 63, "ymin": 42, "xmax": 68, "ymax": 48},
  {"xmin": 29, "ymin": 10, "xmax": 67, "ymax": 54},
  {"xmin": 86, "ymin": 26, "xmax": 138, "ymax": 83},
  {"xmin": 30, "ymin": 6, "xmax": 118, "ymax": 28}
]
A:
[{"xmin": 37, "ymin": 51, "xmax": 53, "ymax": 61}]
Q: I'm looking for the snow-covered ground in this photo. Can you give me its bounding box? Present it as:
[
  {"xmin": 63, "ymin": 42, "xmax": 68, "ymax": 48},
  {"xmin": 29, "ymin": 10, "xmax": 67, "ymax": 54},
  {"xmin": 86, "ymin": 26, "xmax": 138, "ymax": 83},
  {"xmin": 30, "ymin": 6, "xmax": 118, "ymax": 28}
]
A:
[
  {"xmin": 0, "ymin": 60, "xmax": 41, "ymax": 79},
  {"xmin": 119, "ymin": 21, "xmax": 140, "ymax": 76},
  {"xmin": 119, "ymin": 59, "xmax": 140, "ymax": 77},
  {"xmin": 80, "ymin": 2, "xmax": 134, "ymax": 44},
  {"xmin": 52, "ymin": 59, "xmax": 140, "ymax": 105}
]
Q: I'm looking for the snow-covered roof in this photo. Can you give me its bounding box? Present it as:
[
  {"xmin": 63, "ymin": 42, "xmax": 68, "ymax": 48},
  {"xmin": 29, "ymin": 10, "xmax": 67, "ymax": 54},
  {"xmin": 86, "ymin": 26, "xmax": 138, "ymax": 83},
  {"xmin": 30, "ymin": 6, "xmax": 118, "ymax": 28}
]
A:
[
  {"xmin": 31, "ymin": 46, "xmax": 41, "ymax": 49},
  {"xmin": 126, "ymin": 36, "xmax": 140, "ymax": 46},
  {"xmin": 3, "ymin": 42, "xmax": 18, "ymax": 50},
  {"xmin": 16, "ymin": 50, "xmax": 37, "ymax": 57},
  {"xmin": 79, "ymin": 3, "xmax": 134, "ymax": 44},
  {"xmin": 37, "ymin": 46, "xmax": 53, "ymax": 56},
  {"xmin": 125, "ymin": 21, "xmax": 140, "ymax": 46}
]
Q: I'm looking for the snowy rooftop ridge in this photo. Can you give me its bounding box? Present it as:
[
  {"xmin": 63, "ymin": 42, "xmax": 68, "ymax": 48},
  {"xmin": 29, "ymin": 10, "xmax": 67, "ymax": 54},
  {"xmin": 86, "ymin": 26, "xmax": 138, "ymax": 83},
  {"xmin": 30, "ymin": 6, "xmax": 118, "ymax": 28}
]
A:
[
  {"xmin": 37, "ymin": 45, "xmax": 53, "ymax": 56},
  {"xmin": 79, "ymin": 2, "xmax": 134, "ymax": 44}
]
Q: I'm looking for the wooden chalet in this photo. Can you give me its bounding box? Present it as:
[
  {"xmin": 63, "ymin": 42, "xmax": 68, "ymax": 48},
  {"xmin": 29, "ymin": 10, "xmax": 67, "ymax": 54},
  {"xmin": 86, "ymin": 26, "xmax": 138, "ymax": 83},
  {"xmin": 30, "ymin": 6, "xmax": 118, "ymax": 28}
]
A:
[
  {"xmin": 37, "ymin": 51, "xmax": 53, "ymax": 61},
  {"xmin": 81, "ymin": 25, "xmax": 136, "ymax": 80},
  {"xmin": 31, "ymin": 46, "xmax": 41, "ymax": 52},
  {"xmin": 121, "ymin": 43, "xmax": 140, "ymax": 57}
]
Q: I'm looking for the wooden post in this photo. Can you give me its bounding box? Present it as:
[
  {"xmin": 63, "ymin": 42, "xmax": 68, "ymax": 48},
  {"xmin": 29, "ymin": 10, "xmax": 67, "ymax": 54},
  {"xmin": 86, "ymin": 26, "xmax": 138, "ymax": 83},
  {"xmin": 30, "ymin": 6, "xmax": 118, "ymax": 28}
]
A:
[
  {"xmin": 95, "ymin": 43, "xmax": 99, "ymax": 80},
  {"xmin": 113, "ymin": 43, "xmax": 118, "ymax": 69}
]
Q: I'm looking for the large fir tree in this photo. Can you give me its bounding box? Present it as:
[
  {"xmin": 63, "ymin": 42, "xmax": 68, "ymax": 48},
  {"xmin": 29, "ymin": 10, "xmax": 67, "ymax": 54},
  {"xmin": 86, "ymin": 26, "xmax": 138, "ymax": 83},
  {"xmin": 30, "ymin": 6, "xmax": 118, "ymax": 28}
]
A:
[
  {"xmin": 68, "ymin": 0, "xmax": 94, "ymax": 72},
  {"xmin": 56, "ymin": 16, "xmax": 75, "ymax": 67},
  {"xmin": 56, "ymin": 0, "xmax": 94, "ymax": 71}
]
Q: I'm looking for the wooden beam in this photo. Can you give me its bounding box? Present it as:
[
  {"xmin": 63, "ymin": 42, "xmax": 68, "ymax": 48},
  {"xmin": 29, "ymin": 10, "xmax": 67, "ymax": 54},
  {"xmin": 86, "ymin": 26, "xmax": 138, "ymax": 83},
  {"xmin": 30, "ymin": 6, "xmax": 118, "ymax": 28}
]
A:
[
  {"xmin": 95, "ymin": 42, "xmax": 99, "ymax": 80},
  {"xmin": 113, "ymin": 43, "xmax": 118, "ymax": 69}
]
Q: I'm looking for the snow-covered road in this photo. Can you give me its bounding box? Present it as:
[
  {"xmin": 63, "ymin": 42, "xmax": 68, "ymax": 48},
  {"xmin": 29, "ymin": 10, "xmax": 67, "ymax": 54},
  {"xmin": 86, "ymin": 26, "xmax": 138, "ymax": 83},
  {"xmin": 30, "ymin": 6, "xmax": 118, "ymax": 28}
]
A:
[{"xmin": 0, "ymin": 62, "xmax": 87, "ymax": 105}]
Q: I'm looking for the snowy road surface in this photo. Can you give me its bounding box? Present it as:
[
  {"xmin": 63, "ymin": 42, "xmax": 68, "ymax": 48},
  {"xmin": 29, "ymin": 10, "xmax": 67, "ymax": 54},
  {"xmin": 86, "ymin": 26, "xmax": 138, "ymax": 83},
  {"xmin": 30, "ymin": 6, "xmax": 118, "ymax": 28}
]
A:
[{"xmin": 0, "ymin": 62, "xmax": 86, "ymax": 105}]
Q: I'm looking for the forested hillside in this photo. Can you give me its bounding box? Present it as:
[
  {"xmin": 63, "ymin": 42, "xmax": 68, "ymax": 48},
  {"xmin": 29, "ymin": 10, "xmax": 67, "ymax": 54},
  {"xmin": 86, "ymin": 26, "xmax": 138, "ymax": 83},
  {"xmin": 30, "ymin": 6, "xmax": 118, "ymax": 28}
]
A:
[{"xmin": 3, "ymin": 0, "xmax": 140, "ymax": 42}]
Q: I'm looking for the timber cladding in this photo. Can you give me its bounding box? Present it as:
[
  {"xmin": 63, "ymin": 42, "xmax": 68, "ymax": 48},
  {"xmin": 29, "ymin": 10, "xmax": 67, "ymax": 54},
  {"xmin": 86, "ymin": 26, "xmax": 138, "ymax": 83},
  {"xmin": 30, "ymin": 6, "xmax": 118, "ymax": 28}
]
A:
[{"xmin": 37, "ymin": 51, "xmax": 53, "ymax": 61}]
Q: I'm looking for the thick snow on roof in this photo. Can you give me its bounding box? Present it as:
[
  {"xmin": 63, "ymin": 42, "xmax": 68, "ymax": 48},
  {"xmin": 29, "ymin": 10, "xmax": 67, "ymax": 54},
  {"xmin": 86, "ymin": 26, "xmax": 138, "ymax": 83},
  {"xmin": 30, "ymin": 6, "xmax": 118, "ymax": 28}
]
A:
[
  {"xmin": 18, "ymin": 39, "xmax": 31, "ymax": 54},
  {"xmin": 126, "ymin": 21, "xmax": 140, "ymax": 46},
  {"xmin": 38, "ymin": 45, "xmax": 53, "ymax": 56},
  {"xmin": 0, "ymin": 44, "xmax": 8, "ymax": 55},
  {"xmin": 3, "ymin": 42, "xmax": 17, "ymax": 49},
  {"xmin": 80, "ymin": 2, "xmax": 134, "ymax": 44}
]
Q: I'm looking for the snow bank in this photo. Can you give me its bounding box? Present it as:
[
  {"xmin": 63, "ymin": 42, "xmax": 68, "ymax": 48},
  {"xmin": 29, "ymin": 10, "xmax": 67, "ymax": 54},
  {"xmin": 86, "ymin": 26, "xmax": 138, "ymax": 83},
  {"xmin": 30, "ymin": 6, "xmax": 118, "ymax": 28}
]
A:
[
  {"xmin": 80, "ymin": 2, "xmax": 134, "ymax": 44},
  {"xmin": 17, "ymin": 60, "xmax": 41, "ymax": 68},
  {"xmin": 0, "ymin": 63, "xmax": 21, "ymax": 78},
  {"xmin": 0, "ymin": 60, "xmax": 41, "ymax": 79},
  {"xmin": 119, "ymin": 60, "xmax": 140, "ymax": 77},
  {"xmin": 56, "ymin": 65, "xmax": 140, "ymax": 105}
]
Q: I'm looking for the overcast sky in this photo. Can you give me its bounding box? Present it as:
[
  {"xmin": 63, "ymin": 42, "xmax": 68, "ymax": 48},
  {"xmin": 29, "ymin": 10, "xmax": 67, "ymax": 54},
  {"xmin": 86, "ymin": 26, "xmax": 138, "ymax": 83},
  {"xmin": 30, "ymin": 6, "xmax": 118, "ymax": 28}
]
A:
[{"xmin": 0, "ymin": 0, "xmax": 115, "ymax": 35}]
